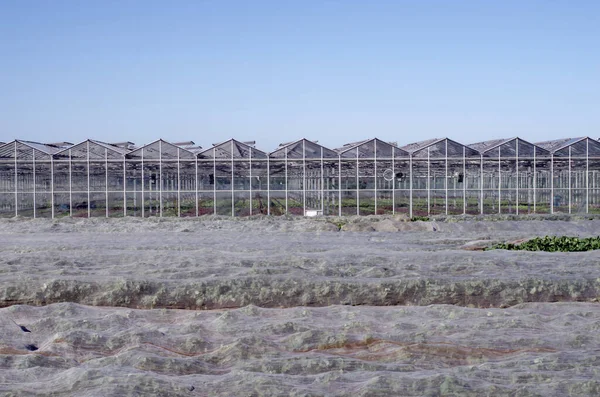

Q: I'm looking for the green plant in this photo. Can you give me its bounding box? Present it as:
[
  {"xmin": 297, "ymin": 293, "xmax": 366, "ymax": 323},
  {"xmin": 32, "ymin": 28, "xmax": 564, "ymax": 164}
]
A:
[
  {"xmin": 490, "ymin": 236, "xmax": 600, "ymax": 252},
  {"xmin": 410, "ymin": 216, "xmax": 430, "ymax": 222}
]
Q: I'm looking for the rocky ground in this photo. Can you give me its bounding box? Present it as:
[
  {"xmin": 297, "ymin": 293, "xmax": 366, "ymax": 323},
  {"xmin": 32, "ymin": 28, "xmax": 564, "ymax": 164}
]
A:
[{"xmin": 1, "ymin": 215, "xmax": 600, "ymax": 396}]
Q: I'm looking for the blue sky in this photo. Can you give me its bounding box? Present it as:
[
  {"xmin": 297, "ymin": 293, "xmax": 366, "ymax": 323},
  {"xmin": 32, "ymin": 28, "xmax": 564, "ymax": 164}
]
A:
[{"xmin": 1, "ymin": 0, "xmax": 598, "ymax": 152}]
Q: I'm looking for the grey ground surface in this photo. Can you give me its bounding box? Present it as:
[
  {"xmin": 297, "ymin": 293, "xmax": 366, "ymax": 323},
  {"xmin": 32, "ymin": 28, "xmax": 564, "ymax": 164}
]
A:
[{"xmin": 1, "ymin": 216, "xmax": 600, "ymax": 396}]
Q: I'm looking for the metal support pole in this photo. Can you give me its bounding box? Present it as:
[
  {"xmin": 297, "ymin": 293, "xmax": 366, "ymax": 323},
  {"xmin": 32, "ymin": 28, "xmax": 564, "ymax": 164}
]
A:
[
  {"xmin": 123, "ymin": 156, "xmax": 126, "ymax": 217},
  {"xmin": 409, "ymin": 155, "xmax": 413, "ymax": 218},
  {"xmin": 444, "ymin": 140, "xmax": 448, "ymax": 215},
  {"xmin": 87, "ymin": 141, "xmax": 90, "ymax": 218},
  {"xmin": 14, "ymin": 143, "xmax": 17, "ymax": 217},
  {"xmin": 231, "ymin": 141, "xmax": 235, "ymax": 217},
  {"xmin": 267, "ymin": 156, "xmax": 270, "ymax": 215},
  {"xmin": 32, "ymin": 148, "xmax": 36, "ymax": 219},
  {"xmin": 195, "ymin": 156, "xmax": 198, "ymax": 217},
  {"xmin": 105, "ymin": 148, "xmax": 109, "ymax": 218},
  {"xmin": 51, "ymin": 156, "xmax": 54, "ymax": 219},
  {"xmin": 586, "ymin": 139, "xmax": 589, "ymax": 214},
  {"xmin": 374, "ymin": 140, "xmax": 378, "ymax": 214},
  {"xmin": 392, "ymin": 148, "xmax": 395, "ymax": 215},
  {"xmin": 249, "ymin": 145, "xmax": 253, "ymax": 216},
  {"xmin": 338, "ymin": 156, "xmax": 342, "ymax": 217},
  {"xmin": 498, "ymin": 146, "xmax": 501, "ymax": 214},
  {"xmin": 159, "ymin": 141, "xmax": 163, "ymax": 217},
  {"xmin": 533, "ymin": 148, "xmax": 536, "ymax": 213},
  {"xmin": 463, "ymin": 147, "xmax": 466, "ymax": 215},
  {"xmin": 515, "ymin": 138, "xmax": 520, "ymax": 215},
  {"xmin": 568, "ymin": 146, "xmax": 572, "ymax": 214},
  {"xmin": 480, "ymin": 155, "xmax": 483, "ymax": 215},
  {"xmin": 141, "ymin": 147, "xmax": 145, "ymax": 218},
  {"xmin": 303, "ymin": 141, "xmax": 306, "ymax": 215},
  {"xmin": 285, "ymin": 149, "xmax": 288, "ymax": 214},
  {"xmin": 427, "ymin": 147, "xmax": 431, "ymax": 216},
  {"xmin": 356, "ymin": 149, "xmax": 359, "ymax": 216},
  {"xmin": 550, "ymin": 155, "xmax": 554, "ymax": 214},
  {"xmin": 177, "ymin": 148, "xmax": 181, "ymax": 217}
]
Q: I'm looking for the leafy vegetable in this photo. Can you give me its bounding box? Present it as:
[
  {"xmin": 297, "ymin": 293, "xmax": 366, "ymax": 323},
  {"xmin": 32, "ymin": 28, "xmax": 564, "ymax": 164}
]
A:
[{"xmin": 490, "ymin": 236, "xmax": 600, "ymax": 252}]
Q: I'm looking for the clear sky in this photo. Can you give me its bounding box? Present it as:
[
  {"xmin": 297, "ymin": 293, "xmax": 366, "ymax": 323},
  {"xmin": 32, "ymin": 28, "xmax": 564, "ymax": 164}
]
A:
[{"xmin": 1, "ymin": 0, "xmax": 598, "ymax": 152}]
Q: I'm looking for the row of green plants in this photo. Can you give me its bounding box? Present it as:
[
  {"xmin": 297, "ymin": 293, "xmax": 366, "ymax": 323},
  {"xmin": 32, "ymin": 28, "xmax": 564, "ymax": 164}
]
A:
[{"xmin": 490, "ymin": 236, "xmax": 600, "ymax": 252}]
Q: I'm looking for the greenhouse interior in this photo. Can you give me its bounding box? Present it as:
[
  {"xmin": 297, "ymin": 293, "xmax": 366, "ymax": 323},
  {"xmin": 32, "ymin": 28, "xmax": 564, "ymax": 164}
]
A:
[{"xmin": 1, "ymin": 136, "xmax": 600, "ymax": 218}]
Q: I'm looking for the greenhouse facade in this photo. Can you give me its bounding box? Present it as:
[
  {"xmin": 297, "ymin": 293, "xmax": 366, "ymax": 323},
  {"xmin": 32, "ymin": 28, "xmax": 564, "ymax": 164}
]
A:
[{"xmin": 1, "ymin": 136, "xmax": 600, "ymax": 218}]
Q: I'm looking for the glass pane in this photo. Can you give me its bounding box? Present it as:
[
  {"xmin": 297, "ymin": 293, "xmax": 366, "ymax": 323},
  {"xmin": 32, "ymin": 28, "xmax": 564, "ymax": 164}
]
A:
[
  {"xmin": 430, "ymin": 190, "xmax": 446, "ymax": 215},
  {"xmin": 251, "ymin": 161, "xmax": 268, "ymax": 190},
  {"xmin": 89, "ymin": 192, "xmax": 106, "ymax": 217},
  {"xmin": 376, "ymin": 190, "xmax": 393, "ymax": 214},
  {"xmin": 161, "ymin": 162, "xmax": 178, "ymax": 192},
  {"xmin": 234, "ymin": 192, "xmax": 250, "ymax": 216},
  {"xmin": 107, "ymin": 162, "xmax": 124, "ymax": 192},
  {"xmin": 394, "ymin": 190, "xmax": 410, "ymax": 215},
  {"xmin": 269, "ymin": 191, "xmax": 286, "ymax": 216},
  {"xmin": 341, "ymin": 190, "xmax": 357, "ymax": 215},
  {"xmin": 35, "ymin": 193, "xmax": 52, "ymax": 218},
  {"xmin": 108, "ymin": 192, "xmax": 125, "ymax": 217},
  {"xmin": 0, "ymin": 163, "xmax": 15, "ymax": 192},
  {"xmin": 71, "ymin": 193, "xmax": 88, "ymax": 217},
  {"xmin": 465, "ymin": 190, "xmax": 480, "ymax": 215},
  {"xmin": 125, "ymin": 191, "xmax": 142, "ymax": 217},
  {"xmin": 197, "ymin": 161, "xmax": 214, "ymax": 191},
  {"xmin": 179, "ymin": 192, "xmax": 196, "ymax": 217},
  {"xmin": 252, "ymin": 191, "xmax": 269, "ymax": 215},
  {"xmin": 269, "ymin": 161, "xmax": 286, "ymax": 191},
  {"xmin": 89, "ymin": 162, "xmax": 106, "ymax": 192},
  {"xmin": 287, "ymin": 191, "xmax": 303, "ymax": 215},
  {"xmin": 322, "ymin": 190, "xmax": 339, "ymax": 216},
  {"xmin": 359, "ymin": 190, "xmax": 375, "ymax": 215},
  {"xmin": 198, "ymin": 192, "xmax": 214, "ymax": 216}
]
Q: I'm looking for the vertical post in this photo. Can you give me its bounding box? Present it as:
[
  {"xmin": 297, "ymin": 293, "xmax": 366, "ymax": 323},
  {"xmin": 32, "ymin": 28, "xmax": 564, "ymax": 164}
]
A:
[
  {"xmin": 32, "ymin": 148, "xmax": 36, "ymax": 219},
  {"xmin": 463, "ymin": 146, "xmax": 466, "ymax": 215},
  {"xmin": 374, "ymin": 140, "xmax": 378, "ymax": 215},
  {"xmin": 69, "ymin": 149, "xmax": 72, "ymax": 217},
  {"xmin": 159, "ymin": 141, "xmax": 163, "ymax": 217},
  {"xmin": 14, "ymin": 143, "xmax": 17, "ymax": 217},
  {"xmin": 87, "ymin": 141, "xmax": 90, "ymax": 218},
  {"xmin": 586, "ymin": 139, "xmax": 589, "ymax": 214},
  {"xmin": 213, "ymin": 150, "xmax": 216, "ymax": 215},
  {"xmin": 267, "ymin": 156, "xmax": 270, "ymax": 215},
  {"xmin": 409, "ymin": 154, "xmax": 413, "ymax": 218},
  {"xmin": 123, "ymin": 155, "xmax": 126, "ymax": 217},
  {"xmin": 285, "ymin": 148, "xmax": 288, "ymax": 214},
  {"xmin": 516, "ymin": 139, "xmax": 519, "ymax": 215},
  {"xmin": 550, "ymin": 154, "xmax": 554, "ymax": 214},
  {"xmin": 479, "ymin": 155, "xmax": 483, "ymax": 215},
  {"xmin": 533, "ymin": 147, "xmax": 536, "ymax": 213},
  {"xmin": 302, "ymin": 141, "xmax": 306, "ymax": 215},
  {"xmin": 427, "ymin": 147, "xmax": 431, "ymax": 216},
  {"xmin": 51, "ymin": 155, "xmax": 54, "ymax": 219},
  {"xmin": 177, "ymin": 147, "xmax": 181, "ymax": 217},
  {"xmin": 338, "ymin": 155, "xmax": 342, "ymax": 217},
  {"xmin": 141, "ymin": 147, "xmax": 145, "ymax": 218},
  {"xmin": 320, "ymin": 147, "xmax": 324, "ymax": 214},
  {"xmin": 356, "ymin": 148, "xmax": 359, "ymax": 216},
  {"xmin": 105, "ymin": 148, "xmax": 109, "ymax": 218},
  {"xmin": 392, "ymin": 146, "xmax": 395, "ymax": 215},
  {"xmin": 498, "ymin": 146, "xmax": 501, "ymax": 214},
  {"xmin": 231, "ymin": 141, "xmax": 234, "ymax": 217},
  {"xmin": 444, "ymin": 140, "xmax": 448, "ymax": 215},
  {"xmin": 195, "ymin": 156, "xmax": 198, "ymax": 217},
  {"xmin": 568, "ymin": 146, "xmax": 572, "ymax": 214},
  {"xmin": 31, "ymin": 148, "xmax": 37, "ymax": 219},
  {"xmin": 249, "ymin": 144, "xmax": 253, "ymax": 216}
]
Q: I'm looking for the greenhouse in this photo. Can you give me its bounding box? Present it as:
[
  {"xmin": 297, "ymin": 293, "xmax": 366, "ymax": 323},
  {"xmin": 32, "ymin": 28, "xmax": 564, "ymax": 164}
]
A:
[{"xmin": 1, "ymin": 136, "xmax": 600, "ymax": 218}]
